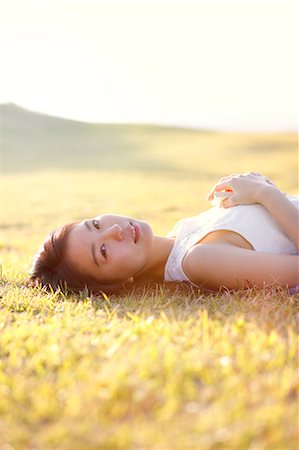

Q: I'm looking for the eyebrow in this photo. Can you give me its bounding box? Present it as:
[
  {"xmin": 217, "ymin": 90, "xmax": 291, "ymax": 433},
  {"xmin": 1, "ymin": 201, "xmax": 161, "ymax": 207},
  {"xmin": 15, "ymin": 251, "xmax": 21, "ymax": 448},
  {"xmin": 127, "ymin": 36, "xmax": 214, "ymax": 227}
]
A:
[
  {"xmin": 84, "ymin": 220, "xmax": 92, "ymax": 231},
  {"xmin": 84, "ymin": 220, "xmax": 99, "ymax": 266}
]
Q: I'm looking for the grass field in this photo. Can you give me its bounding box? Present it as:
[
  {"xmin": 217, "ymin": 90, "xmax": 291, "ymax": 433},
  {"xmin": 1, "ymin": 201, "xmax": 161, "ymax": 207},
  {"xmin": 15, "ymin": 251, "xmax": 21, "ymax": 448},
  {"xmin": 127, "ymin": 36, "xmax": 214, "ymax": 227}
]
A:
[{"xmin": 0, "ymin": 104, "xmax": 298, "ymax": 449}]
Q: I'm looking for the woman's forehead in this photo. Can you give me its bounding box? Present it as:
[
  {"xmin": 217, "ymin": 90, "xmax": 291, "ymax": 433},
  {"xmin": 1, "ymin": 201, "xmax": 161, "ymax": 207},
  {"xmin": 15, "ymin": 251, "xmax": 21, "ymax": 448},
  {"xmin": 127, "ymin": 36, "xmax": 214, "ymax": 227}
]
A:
[{"xmin": 66, "ymin": 224, "xmax": 92, "ymax": 264}]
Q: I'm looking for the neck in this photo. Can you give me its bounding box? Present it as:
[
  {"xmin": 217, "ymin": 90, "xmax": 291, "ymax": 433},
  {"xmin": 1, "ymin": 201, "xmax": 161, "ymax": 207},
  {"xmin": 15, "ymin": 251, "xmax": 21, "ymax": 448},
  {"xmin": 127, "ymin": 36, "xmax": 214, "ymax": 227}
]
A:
[{"xmin": 135, "ymin": 235, "xmax": 175, "ymax": 281}]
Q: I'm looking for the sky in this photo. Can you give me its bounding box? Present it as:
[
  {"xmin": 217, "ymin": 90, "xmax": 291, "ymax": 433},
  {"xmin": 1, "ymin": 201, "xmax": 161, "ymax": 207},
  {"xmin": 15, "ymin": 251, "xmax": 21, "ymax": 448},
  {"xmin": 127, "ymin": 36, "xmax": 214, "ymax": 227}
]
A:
[{"xmin": 0, "ymin": 0, "xmax": 297, "ymax": 131}]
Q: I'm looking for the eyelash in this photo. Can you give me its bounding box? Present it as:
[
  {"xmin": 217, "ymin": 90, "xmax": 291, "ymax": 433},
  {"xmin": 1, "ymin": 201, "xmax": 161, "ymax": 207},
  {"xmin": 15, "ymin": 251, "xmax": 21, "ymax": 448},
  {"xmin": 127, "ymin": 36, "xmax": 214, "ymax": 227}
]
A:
[
  {"xmin": 100, "ymin": 244, "xmax": 107, "ymax": 259},
  {"xmin": 93, "ymin": 219, "xmax": 100, "ymax": 229},
  {"xmin": 93, "ymin": 220, "xmax": 107, "ymax": 259}
]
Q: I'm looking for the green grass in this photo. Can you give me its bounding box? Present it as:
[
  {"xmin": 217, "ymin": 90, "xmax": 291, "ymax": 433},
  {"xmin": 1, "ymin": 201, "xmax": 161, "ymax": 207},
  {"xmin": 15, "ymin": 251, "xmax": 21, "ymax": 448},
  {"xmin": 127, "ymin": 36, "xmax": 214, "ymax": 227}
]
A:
[{"xmin": 0, "ymin": 105, "xmax": 298, "ymax": 449}]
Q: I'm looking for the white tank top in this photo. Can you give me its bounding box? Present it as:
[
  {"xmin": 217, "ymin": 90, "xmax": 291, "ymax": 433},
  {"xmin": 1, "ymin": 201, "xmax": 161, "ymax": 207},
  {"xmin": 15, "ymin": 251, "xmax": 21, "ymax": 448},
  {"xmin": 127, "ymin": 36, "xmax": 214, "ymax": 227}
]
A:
[{"xmin": 164, "ymin": 195, "xmax": 299, "ymax": 286}]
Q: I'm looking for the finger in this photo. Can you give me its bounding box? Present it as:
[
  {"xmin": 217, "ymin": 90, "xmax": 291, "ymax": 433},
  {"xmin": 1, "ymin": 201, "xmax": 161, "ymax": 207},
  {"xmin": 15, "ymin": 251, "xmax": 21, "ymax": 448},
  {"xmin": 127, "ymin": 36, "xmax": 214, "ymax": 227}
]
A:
[
  {"xmin": 221, "ymin": 195, "xmax": 238, "ymax": 208},
  {"xmin": 207, "ymin": 176, "xmax": 230, "ymax": 196},
  {"xmin": 264, "ymin": 177, "xmax": 276, "ymax": 187},
  {"xmin": 249, "ymin": 172, "xmax": 272, "ymax": 183},
  {"xmin": 247, "ymin": 171, "xmax": 261, "ymax": 176},
  {"xmin": 206, "ymin": 182, "xmax": 233, "ymax": 201}
]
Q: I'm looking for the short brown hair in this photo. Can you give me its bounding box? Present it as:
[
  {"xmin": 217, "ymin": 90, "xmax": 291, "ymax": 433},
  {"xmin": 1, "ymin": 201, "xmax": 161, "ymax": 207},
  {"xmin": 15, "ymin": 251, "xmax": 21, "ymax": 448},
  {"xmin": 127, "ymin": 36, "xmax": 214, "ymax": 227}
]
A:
[{"xmin": 28, "ymin": 222, "xmax": 124, "ymax": 295}]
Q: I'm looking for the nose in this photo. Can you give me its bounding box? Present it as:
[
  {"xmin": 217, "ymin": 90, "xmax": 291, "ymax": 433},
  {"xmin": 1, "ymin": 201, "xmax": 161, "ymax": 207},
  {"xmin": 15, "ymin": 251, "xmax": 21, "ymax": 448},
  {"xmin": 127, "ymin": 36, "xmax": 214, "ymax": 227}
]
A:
[{"xmin": 106, "ymin": 224, "xmax": 124, "ymax": 241}]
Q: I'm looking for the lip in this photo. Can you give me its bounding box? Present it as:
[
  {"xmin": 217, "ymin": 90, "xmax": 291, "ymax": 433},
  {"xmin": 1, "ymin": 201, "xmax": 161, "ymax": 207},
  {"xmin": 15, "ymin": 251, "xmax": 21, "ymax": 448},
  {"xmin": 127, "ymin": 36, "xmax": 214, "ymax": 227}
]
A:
[{"xmin": 130, "ymin": 222, "xmax": 140, "ymax": 243}]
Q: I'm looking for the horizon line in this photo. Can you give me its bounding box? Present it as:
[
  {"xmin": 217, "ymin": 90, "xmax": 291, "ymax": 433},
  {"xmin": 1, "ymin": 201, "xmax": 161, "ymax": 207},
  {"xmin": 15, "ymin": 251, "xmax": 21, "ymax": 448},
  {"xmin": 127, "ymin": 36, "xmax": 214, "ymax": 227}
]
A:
[{"xmin": 1, "ymin": 102, "xmax": 297, "ymax": 135}]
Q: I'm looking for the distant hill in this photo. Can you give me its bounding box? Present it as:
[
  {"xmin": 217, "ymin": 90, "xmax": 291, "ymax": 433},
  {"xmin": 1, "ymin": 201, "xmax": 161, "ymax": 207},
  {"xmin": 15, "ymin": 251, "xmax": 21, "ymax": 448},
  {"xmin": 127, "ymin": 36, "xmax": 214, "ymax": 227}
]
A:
[
  {"xmin": 0, "ymin": 104, "xmax": 204, "ymax": 173},
  {"xmin": 1, "ymin": 104, "xmax": 297, "ymax": 176}
]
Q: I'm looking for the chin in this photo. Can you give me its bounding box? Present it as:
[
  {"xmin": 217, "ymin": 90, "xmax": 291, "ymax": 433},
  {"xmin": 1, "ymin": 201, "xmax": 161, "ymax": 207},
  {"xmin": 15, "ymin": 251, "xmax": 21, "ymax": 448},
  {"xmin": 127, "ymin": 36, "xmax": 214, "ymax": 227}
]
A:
[
  {"xmin": 139, "ymin": 220, "xmax": 153, "ymax": 240},
  {"xmin": 140, "ymin": 218, "xmax": 151, "ymax": 228}
]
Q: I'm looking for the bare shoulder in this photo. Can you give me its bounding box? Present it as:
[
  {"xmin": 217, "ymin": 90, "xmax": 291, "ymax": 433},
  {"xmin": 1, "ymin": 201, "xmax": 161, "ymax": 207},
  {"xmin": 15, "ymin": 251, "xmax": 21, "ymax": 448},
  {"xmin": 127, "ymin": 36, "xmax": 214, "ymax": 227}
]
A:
[{"xmin": 182, "ymin": 244, "xmax": 220, "ymax": 287}]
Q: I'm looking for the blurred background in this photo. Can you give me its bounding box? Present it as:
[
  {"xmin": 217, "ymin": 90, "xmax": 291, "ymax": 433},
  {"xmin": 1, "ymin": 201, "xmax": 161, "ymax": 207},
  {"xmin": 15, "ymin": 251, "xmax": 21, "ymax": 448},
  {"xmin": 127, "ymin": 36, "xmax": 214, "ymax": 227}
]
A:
[
  {"xmin": 0, "ymin": 0, "xmax": 297, "ymax": 131},
  {"xmin": 0, "ymin": 0, "xmax": 298, "ymax": 271}
]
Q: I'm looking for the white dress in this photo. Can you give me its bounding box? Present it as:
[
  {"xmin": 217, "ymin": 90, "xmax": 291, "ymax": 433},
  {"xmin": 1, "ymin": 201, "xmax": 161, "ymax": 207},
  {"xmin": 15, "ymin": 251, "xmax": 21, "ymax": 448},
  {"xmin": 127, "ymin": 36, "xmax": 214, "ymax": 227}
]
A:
[{"xmin": 164, "ymin": 195, "xmax": 299, "ymax": 287}]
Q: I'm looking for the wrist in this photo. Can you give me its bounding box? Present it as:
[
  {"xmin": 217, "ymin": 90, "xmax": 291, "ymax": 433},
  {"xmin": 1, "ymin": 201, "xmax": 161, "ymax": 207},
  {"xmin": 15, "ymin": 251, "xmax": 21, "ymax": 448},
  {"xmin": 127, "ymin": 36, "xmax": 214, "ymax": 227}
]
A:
[{"xmin": 257, "ymin": 183, "xmax": 281, "ymax": 205}]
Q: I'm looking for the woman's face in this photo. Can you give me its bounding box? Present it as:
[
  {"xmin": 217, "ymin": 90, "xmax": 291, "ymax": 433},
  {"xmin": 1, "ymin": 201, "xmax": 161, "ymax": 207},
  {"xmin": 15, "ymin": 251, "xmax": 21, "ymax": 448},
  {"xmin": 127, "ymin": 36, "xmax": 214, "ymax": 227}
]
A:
[{"xmin": 65, "ymin": 214, "xmax": 154, "ymax": 283}]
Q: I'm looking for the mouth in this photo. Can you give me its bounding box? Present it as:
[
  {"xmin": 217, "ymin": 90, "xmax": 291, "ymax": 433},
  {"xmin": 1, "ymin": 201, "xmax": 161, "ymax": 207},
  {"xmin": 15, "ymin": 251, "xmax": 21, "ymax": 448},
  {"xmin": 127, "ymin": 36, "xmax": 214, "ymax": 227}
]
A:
[{"xmin": 130, "ymin": 222, "xmax": 140, "ymax": 243}]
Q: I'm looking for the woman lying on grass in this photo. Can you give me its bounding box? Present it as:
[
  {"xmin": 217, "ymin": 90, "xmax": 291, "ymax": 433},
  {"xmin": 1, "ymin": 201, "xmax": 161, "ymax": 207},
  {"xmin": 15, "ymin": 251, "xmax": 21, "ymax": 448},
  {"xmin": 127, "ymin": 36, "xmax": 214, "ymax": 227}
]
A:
[{"xmin": 29, "ymin": 172, "xmax": 299, "ymax": 295}]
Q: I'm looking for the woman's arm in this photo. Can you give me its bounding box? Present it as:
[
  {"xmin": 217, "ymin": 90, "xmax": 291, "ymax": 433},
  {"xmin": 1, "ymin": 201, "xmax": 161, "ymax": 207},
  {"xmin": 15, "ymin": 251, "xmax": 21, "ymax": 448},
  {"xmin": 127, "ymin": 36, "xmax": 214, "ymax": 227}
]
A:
[
  {"xmin": 183, "ymin": 244, "xmax": 299, "ymax": 290},
  {"xmin": 255, "ymin": 186, "xmax": 299, "ymax": 251},
  {"xmin": 207, "ymin": 172, "xmax": 299, "ymax": 251}
]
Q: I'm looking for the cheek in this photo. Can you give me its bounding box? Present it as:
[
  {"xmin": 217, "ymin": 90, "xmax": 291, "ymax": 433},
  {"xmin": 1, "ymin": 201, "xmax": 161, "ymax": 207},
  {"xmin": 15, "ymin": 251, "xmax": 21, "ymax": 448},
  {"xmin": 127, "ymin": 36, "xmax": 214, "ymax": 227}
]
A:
[{"xmin": 111, "ymin": 247, "xmax": 134, "ymax": 268}]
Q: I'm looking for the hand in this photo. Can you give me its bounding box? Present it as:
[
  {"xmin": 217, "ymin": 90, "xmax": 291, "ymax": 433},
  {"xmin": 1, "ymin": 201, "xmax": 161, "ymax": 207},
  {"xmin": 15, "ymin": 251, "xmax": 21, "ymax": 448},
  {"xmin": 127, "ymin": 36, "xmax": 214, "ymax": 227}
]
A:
[{"xmin": 206, "ymin": 172, "xmax": 279, "ymax": 208}]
